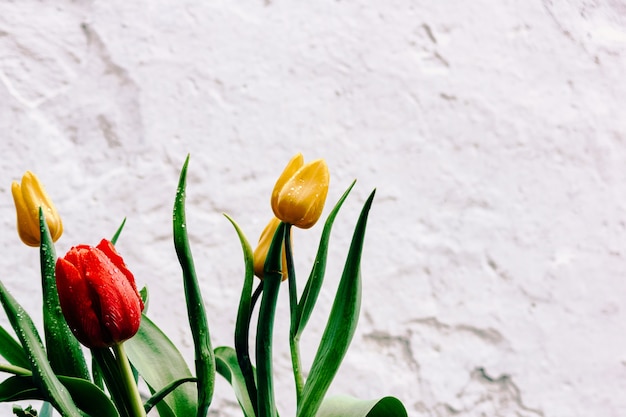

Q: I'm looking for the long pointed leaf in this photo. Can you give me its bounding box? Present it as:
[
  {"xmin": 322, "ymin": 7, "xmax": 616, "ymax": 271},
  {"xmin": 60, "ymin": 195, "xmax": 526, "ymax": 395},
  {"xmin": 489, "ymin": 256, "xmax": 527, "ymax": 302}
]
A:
[
  {"xmin": 125, "ymin": 314, "xmax": 197, "ymax": 417},
  {"xmin": 173, "ymin": 155, "xmax": 215, "ymax": 417},
  {"xmin": 144, "ymin": 377, "xmax": 197, "ymax": 414},
  {"xmin": 110, "ymin": 217, "xmax": 127, "ymax": 245},
  {"xmin": 224, "ymin": 214, "xmax": 258, "ymax": 415},
  {"xmin": 0, "ymin": 374, "xmax": 120, "ymax": 417},
  {"xmin": 317, "ymin": 395, "xmax": 407, "ymax": 417},
  {"xmin": 0, "ymin": 282, "xmax": 82, "ymax": 417},
  {"xmin": 0, "ymin": 326, "xmax": 29, "ymax": 369},
  {"xmin": 91, "ymin": 348, "xmax": 133, "ymax": 417},
  {"xmin": 0, "ymin": 374, "xmax": 35, "ymax": 402},
  {"xmin": 38, "ymin": 209, "xmax": 90, "ymax": 380},
  {"xmin": 295, "ymin": 181, "xmax": 356, "ymax": 337},
  {"xmin": 297, "ymin": 190, "xmax": 375, "ymax": 417},
  {"xmin": 256, "ymin": 222, "xmax": 287, "ymax": 417},
  {"xmin": 90, "ymin": 354, "xmax": 104, "ymax": 395},
  {"xmin": 214, "ymin": 346, "xmax": 255, "ymax": 417}
]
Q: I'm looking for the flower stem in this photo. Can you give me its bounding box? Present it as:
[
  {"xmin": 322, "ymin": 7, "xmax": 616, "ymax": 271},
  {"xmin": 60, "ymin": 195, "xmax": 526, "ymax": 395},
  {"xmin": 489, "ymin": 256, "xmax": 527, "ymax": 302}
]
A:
[
  {"xmin": 285, "ymin": 224, "xmax": 304, "ymax": 403},
  {"xmin": 289, "ymin": 335, "xmax": 304, "ymax": 403},
  {"xmin": 113, "ymin": 343, "xmax": 146, "ymax": 417}
]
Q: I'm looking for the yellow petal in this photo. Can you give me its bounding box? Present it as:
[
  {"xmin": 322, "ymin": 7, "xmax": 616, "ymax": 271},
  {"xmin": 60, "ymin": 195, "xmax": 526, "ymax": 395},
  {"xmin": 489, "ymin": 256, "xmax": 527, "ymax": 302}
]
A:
[
  {"xmin": 11, "ymin": 171, "xmax": 63, "ymax": 246},
  {"xmin": 12, "ymin": 180, "xmax": 40, "ymax": 246},
  {"xmin": 273, "ymin": 159, "xmax": 329, "ymax": 229},
  {"xmin": 271, "ymin": 153, "xmax": 304, "ymax": 215},
  {"xmin": 253, "ymin": 217, "xmax": 288, "ymax": 281}
]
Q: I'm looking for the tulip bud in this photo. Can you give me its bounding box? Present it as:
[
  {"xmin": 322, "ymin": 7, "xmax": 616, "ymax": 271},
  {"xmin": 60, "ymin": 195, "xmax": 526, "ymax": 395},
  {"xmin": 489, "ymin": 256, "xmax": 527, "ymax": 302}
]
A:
[
  {"xmin": 253, "ymin": 217, "xmax": 288, "ymax": 281},
  {"xmin": 55, "ymin": 239, "xmax": 144, "ymax": 348},
  {"xmin": 11, "ymin": 171, "xmax": 63, "ymax": 247},
  {"xmin": 271, "ymin": 153, "xmax": 330, "ymax": 229}
]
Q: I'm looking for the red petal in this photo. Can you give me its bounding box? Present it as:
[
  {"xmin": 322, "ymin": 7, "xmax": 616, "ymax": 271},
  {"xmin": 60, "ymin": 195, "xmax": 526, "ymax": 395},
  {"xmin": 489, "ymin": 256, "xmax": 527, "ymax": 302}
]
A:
[
  {"xmin": 83, "ymin": 248, "xmax": 143, "ymax": 344},
  {"xmin": 96, "ymin": 239, "xmax": 144, "ymax": 312},
  {"xmin": 56, "ymin": 242, "xmax": 144, "ymax": 348},
  {"xmin": 55, "ymin": 257, "xmax": 107, "ymax": 347}
]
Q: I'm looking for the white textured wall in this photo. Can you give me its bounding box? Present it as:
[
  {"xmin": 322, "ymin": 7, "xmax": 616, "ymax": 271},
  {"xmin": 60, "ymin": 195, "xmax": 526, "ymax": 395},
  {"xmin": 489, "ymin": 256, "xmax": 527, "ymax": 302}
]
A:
[{"xmin": 2, "ymin": 1, "xmax": 626, "ymax": 416}]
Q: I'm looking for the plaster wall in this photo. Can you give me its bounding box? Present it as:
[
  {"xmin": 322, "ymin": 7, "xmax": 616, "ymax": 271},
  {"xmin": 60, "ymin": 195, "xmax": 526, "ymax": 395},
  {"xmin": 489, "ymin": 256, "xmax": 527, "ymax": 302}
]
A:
[{"xmin": 1, "ymin": 1, "xmax": 626, "ymax": 416}]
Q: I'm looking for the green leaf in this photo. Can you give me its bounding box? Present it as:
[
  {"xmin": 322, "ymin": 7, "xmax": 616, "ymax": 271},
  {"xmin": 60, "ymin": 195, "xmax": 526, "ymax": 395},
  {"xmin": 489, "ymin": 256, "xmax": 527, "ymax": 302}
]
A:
[
  {"xmin": 173, "ymin": 154, "xmax": 215, "ymax": 417},
  {"xmin": 0, "ymin": 374, "xmax": 120, "ymax": 417},
  {"xmin": 0, "ymin": 374, "xmax": 36, "ymax": 402},
  {"xmin": 295, "ymin": 180, "xmax": 356, "ymax": 337},
  {"xmin": 256, "ymin": 222, "xmax": 287, "ymax": 417},
  {"xmin": 60, "ymin": 375, "xmax": 120, "ymax": 417},
  {"xmin": 0, "ymin": 282, "xmax": 82, "ymax": 417},
  {"xmin": 316, "ymin": 395, "xmax": 407, "ymax": 417},
  {"xmin": 297, "ymin": 190, "xmax": 375, "ymax": 417},
  {"xmin": 90, "ymin": 355, "xmax": 104, "ymax": 392},
  {"xmin": 139, "ymin": 286, "xmax": 149, "ymax": 313},
  {"xmin": 0, "ymin": 326, "xmax": 29, "ymax": 369},
  {"xmin": 144, "ymin": 377, "xmax": 197, "ymax": 414},
  {"xmin": 125, "ymin": 314, "xmax": 197, "ymax": 417},
  {"xmin": 214, "ymin": 346, "xmax": 255, "ymax": 417},
  {"xmin": 39, "ymin": 402, "xmax": 53, "ymax": 417},
  {"xmin": 110, "ymin": 217, "xmax": 127, "ymax": 245},
  {"xmin": 224, "ymin": 214, "xmax": 258, "ymax": 415},
  {"xmin": 91, "ymin": 348, "xmax": 132, "ymax": 417},
  {"xmin": 38, "ymin": 209, "xmax": 90, "ymax": 380}
]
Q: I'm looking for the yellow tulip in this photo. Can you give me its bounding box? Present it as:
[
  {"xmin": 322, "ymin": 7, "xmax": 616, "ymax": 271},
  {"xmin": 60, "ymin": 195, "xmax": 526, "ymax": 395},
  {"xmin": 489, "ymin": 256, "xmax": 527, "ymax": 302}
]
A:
[
  {"xmin": 253, "ymin": 217, "xmax": 288, "ymax": 281},
  {"xmin": 271, "ymin": 153, "xmax": 330, "ymax": 229},
  {"xmin": 11, "ymin": 171, "xmax": 63, "ymax": 247}
]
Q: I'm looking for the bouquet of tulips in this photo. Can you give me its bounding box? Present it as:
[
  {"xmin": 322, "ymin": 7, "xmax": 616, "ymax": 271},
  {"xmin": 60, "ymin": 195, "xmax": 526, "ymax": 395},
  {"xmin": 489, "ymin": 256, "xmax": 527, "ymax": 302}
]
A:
[{"xmin": 0, "ymin": 153, "xmax": 407, "ymax": 417}]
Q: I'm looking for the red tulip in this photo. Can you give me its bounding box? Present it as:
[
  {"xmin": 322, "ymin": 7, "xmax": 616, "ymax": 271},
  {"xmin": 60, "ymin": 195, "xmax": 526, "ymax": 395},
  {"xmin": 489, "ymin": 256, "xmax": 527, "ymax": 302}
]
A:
[{"xmin": 55, "ymin": 239, "xmax": 144, "ymax": 348}]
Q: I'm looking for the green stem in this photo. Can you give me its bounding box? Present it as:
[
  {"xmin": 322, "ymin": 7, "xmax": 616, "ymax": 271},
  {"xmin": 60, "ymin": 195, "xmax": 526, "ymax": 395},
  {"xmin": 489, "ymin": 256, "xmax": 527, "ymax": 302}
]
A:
[
  {"xmin": 113, "ymin": 343, "xmax": 146, "ymax": 417},
  {"xmin": 285, "ymin": 224, "xmax": 297, "ymax": 331},
  {"xmin": 0, "ymin": 363, "xmax": 31, "ymax": 376},
  {"xmin": 289, "ymin": 335, "xmax": 304, "ymax": 403},
  {"xmin": 285, "ymin": 224, "xmax": 304, "ymax": 403},
  {"xmin": 250, "ymin": 282, "xmax": 263, "ymax": 312}
]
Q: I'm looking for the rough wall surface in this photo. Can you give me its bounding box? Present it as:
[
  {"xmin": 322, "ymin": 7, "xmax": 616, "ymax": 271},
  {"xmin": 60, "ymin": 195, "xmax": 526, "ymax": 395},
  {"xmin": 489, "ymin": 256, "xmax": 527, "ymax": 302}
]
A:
[{"xmin": 1, "ymin": 1, "xmax": 626, "ymax": 416}]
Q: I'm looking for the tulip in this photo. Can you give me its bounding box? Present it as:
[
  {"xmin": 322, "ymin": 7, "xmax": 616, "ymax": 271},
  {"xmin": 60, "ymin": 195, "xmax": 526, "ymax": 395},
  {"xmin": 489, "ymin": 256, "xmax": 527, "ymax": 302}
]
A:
[
  {"xmin": 55, "ymin": 239, "xmax": 144, "ymax": 348},
  {"xmin": 253, "ymin": 217, "xmax": 289, "ymax": 280},
  {"xmin": 271, "ymin": 153, "xmax": 330, "ymax": 229},
  {"xmin": 11, "ymin": 171, "xmax": 63, "ymax": 246}
]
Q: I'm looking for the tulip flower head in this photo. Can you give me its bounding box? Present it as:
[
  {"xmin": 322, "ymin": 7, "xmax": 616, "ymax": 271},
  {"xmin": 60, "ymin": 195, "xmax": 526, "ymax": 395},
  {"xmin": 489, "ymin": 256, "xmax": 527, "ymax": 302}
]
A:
[
  {"xmin": 55, "ymin": 239, "xmax": 144, "ymax": 348},
  {"xmin": 271, "ymin": 153, "xmax": 330, "ymax": 229},
  {"xmin": 253, "ymin": 217, "xmax": 288, "ymax": 281},
  {"xmin": 11, "ymin": 171, "xmax": 63, "ymax": 247}
]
